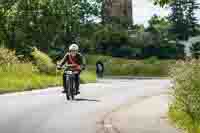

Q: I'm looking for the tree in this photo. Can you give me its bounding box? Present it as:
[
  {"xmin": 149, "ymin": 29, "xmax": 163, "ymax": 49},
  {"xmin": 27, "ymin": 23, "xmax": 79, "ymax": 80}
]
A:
[
  {"xmin": 152, "ymin": 0, "xmax": 172, "ymax": 7},
  {"xmin": 169, "ymin": 0, "xmax": 199, "ymax": 40},
  {"xmin": 191, "ymin": 42, "xmax": 200, "ymax": 59},
  {"xmin": 79, "ymin": 0, "xmax": 102, "ymax": 24},
  {"xmin": 0, "ymin": 0, "xmax": 82, "ymax": 54},
  {"xmin": 146, "ymin": 15, "xmax": 172, "ymax": 46},
  {"xmin": 0, "ymin": 0, "xmax": 18, "ymax": 48},
  {"xmin": 93, "ymin": 24, "xmax": 129, "ymax": 54}
]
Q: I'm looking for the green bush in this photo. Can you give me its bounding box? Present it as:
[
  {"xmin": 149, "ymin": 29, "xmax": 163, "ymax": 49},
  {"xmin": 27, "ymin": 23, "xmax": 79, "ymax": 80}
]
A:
[
  {"xmin": 143, "ymin": 56, "xmax": 159, "ymax": 64},
  {"xmin": 31, "ymin": 48, "xmax": 56, "ymax": 75},
  {"xmin": 47, "ymin": 48, "xmax": 64, "ymax": 62},
  {"xmin": 111, "ymin": 47, "xmax": 135, "ymax": 58},
  {"xmin": 85, "ymin": 54, "xmax": 112, "ymax": 65},
  {"xmin": 0, "ymin": 48, "xmax": 19, "ymax": 65},
  {"xmin": 169, "ymin": 60, "xmax": 200, "ymax": 133}
]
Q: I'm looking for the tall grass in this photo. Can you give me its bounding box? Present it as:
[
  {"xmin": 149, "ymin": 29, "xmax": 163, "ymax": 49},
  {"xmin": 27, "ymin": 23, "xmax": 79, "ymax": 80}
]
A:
[
  {"xmin": 169, "ymin": 60, "xmax": 200, "ymax": 133},
  {"xmin": 0, "ymin": 63, "xmax": 61, "ymax": 94}
]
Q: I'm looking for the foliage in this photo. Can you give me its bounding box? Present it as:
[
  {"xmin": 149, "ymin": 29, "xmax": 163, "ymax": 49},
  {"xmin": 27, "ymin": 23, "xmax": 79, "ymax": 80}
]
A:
[
  {"xmin": 111, "ymin": 47, "xmax": 138, "ymax": 58},
  {"xmin": 0, "ymin": 48, "xmax": 96, "ymax": 93},
  {"xmin": 86, "ymin": 54, "xmax": 174, "ymax": 77},
  {"xmin": 0, "ymin": 0, "xmax": 102, "ymax": 55},
  {"xmin": 191, "ymin": 42, "xmax": 200, "ymax": 59},
  {"xmin": 93, "ymin": 24, "xmax": 130, "ymax": 54},
  {"xmin": 80, "ymin": 0, "xmax": 102, "ymax": 23},
  {"xmin": 152, "ymin": 0, "xmax": 172, "ymax": 7},
  {"xmin": 143, "ymin": 56, "xmax": 159, "ymax": 64},
  {"xmin": 169, "ymin": 60, "xmax": 200, "ymax": 133},
  {"xmin": 105, "ymin": 16, "xmax": 132, "ymax": 28},
  {"xmin": 146, "ymin": 15, "xmax": 172, "ymax": 44},
  {"xmin": 79, "ymin": 37, "xmax": 95, "ymax": 53},
  {"xmin": 31, "ymin": 47, "xmax": 56, "ymax": 75},
  {"xmin": 141, "ymin": 15, "xmax": 185, "ymax": 59},
  {"xmin": 169, "ymin": 0, "xmax": 199, "ymax": 40},
  {"xmin": 0, "ymin": 48, "xmax": 19, "ymax": 65},
  {"xmin": 130, "ymin": 31, "xmax": 154, "ymax": 48}
]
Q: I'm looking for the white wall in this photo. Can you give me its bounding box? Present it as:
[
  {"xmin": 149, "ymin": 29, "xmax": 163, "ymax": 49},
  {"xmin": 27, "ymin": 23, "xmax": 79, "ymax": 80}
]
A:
[{"xmin": 179, "ymin": 36, "xmax": 200, "ymax": 57}]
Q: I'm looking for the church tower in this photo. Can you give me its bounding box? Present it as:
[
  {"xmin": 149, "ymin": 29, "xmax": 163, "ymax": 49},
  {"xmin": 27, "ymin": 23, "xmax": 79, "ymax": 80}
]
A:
[{"xmin": 103, "ymin": 0, "xmax": 133, "ymax": 25}]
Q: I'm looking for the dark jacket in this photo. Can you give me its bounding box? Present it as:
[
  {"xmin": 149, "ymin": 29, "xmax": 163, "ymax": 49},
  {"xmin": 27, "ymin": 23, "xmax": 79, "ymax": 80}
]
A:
[{"xmin": 96, "ymin": 61, "xmax": 104, "ymax": 73}]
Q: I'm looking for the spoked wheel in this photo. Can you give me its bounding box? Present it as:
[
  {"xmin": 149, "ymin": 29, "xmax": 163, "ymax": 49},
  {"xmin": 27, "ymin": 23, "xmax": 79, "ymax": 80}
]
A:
[
  {"xmin": 68, "ymin": 78, "xmax": 74, "ymax": 100},
  {"xmin": 66, "ymin": 78, "xmax": 71, "ymax": 100},
  {"xmin": 66, "ymin": 77, "xmax": 75, "ymax": 101}
]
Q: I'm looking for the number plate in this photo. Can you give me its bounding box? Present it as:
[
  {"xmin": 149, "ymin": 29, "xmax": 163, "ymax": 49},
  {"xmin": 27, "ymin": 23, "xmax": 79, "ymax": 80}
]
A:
[{"xmin": 66, "ymin": 71, "xmax": 73, "ymax": 74}]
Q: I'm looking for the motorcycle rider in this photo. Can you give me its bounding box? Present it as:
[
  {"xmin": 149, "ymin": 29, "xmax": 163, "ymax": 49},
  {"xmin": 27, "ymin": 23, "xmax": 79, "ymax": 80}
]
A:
[{"xmin": 57, "ymin": 44, "xmax": 85, "ymax": 95}]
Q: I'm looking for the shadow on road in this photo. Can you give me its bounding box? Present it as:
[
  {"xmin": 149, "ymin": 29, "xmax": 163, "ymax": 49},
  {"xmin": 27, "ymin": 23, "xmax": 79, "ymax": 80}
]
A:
[{"xmin": 75, "ymin": 98, "xmax": 100, "ymax": 102}]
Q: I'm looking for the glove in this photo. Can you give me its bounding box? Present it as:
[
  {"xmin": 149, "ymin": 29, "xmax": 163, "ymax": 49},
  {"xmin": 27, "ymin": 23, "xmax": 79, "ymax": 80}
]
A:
[
  {"xmin": 81, "ymin": 65, "xmax": 85, "ymax": 70},
  {"xmin": 81, "ymin": 65, "xmax": 86, "ymax": 70},
  {"xmin": 57, "ymin": 65, "xmax": 62, "ymax": 70}
]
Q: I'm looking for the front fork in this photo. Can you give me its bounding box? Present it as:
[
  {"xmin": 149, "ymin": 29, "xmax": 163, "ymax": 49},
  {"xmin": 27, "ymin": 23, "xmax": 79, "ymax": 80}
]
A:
[{"xmin": 64, "ymin": 74, "xmax": 76, "ymax": 93}]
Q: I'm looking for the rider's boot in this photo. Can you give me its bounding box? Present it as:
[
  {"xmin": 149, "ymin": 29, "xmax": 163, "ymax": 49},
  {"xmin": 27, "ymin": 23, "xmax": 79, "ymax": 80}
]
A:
[
  {"xmin": 74, "ymin": 88, "xmax": 80, "ymax": 95},
  {"xmin": 62, "ymin": 90, "xmax": 66, "ymax": 93}
]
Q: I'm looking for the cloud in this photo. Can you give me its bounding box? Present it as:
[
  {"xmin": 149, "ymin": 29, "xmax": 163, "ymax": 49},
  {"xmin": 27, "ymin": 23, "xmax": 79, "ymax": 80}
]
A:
[{"xmin": 132, "ymin": 0, "xmax": 200, "ymax": 27}]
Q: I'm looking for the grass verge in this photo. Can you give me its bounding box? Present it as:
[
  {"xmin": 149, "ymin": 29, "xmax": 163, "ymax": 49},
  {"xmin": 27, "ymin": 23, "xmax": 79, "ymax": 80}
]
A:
[
  {"xmin": 168, "ymin": 60, "xmax": 200, "ymax": 133},
  {"xmin": 86, "ymin": 54, "xmax": 175, "ymax": 77},
  {"xmin": 0, "ymin": 64, "xmax": 96, "ymax": 94}
]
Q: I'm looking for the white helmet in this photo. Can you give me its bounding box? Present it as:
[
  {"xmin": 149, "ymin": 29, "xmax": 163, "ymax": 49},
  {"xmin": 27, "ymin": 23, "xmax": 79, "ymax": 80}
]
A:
[{"xmin": 69, "ymin": 43, "xmax": 79, "ymax": 51}]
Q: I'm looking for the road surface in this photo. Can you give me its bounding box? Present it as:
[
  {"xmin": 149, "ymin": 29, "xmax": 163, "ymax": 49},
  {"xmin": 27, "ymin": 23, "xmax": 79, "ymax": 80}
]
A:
[{"xmin": 0, "ymin": 79, "xmax": 179, "ymax": 133}]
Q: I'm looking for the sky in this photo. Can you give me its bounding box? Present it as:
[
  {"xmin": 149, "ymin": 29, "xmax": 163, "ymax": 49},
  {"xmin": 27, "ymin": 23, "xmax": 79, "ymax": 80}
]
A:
[{"xmin": 132, "ymin": 0, "xmax": 200, "ymax": 27}]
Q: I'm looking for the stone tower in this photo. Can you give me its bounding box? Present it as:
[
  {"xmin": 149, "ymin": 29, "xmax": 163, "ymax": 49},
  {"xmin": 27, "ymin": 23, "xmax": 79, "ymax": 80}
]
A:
[{"xmin": 103, "ymin": 0, "xmax": 133, "ymax": 24}]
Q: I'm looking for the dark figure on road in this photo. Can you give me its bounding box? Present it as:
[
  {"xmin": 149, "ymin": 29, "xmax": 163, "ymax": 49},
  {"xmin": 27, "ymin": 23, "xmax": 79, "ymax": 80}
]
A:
[{"xmin": 96, "ymin": 60, "xmax": 104, "ymax": 78}]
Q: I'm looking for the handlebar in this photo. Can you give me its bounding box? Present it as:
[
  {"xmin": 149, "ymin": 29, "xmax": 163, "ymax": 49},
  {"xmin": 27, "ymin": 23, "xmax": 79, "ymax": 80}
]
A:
[{"xmin": 56, "ymin": 64, "xmax": 77, "ymax": 70}]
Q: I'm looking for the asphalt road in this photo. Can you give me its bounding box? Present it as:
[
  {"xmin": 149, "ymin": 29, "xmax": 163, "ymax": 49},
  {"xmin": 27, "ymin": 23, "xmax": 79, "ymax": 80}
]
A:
[{"xmin": 0, "ymin": 79, "xmax": 178, "ymax": 133}]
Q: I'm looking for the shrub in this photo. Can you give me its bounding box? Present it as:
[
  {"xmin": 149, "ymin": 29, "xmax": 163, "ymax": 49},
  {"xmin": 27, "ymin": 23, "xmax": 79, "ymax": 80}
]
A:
[
  {"xmin": 47, "ymin": 48, "xmax": 64, "ymax": 62},
  {"xmin": 169, "ymin": 60, "xmax": 200, "ymax": 133},
  {"xmin": 85, "ymin": 54, "xmax": 112, "ymax": 65},
  {"xmin": 31, "ymin": 48, "xmax": 56, "ymax": 75},
  {"xmin": 0, "ymin": 48, "xmax": 19, "ymax": 65},
  {"xmin": 111, "ymin": 47, "xmax": 135, "ymax": 58},
  {"xmin": 143, "ymin": 56, "xmax": 159, "ymax": 64}
]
